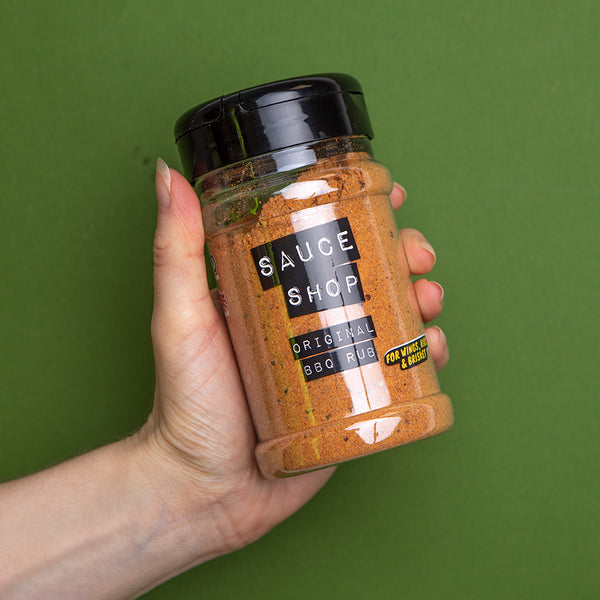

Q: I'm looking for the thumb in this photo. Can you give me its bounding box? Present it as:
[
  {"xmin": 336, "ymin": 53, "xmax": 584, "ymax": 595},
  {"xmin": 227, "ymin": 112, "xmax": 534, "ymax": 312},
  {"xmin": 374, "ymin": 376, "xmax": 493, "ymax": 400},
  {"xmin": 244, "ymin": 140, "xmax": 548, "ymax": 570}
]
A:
[{"xmin": 151, "ymin": 158, "xmax": 218, "ymax": 349}]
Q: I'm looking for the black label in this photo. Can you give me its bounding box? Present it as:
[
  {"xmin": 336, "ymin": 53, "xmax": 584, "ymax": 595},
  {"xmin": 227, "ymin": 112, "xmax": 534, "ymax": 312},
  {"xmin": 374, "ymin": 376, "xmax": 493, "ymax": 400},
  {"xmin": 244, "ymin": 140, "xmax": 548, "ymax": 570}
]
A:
[
  {"xmin": 289, "ymin": 316, "xmax": 377, "ymax": 360},
  {"xmin": 384, "ymin": 335, "xmax": 429, "ymax": 370},
  {"xmin": 301, "ymin": 340, "xmax": 379, "ymax": 382},
  {"xmin": 251, "ymin": 218, "xmax": 364, "ymax": 318}
]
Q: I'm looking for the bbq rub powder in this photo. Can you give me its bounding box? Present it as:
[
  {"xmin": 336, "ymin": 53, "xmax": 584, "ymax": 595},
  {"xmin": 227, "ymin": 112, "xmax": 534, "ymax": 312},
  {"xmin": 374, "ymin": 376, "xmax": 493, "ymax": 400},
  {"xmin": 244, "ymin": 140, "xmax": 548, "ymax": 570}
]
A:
[{"xmin": 175, "ymin": 73, "xmax": 454, "ymax": 478}]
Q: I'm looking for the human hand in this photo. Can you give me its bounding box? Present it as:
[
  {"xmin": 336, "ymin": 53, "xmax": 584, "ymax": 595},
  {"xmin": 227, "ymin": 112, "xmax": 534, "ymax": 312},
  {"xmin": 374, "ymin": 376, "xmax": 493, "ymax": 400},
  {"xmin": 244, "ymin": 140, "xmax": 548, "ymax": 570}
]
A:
[
  {"xmin": 0, "ymin": 159, "xmax": 448, "ymax": 600},
  {"xmin": 135, "ymin": 160, "xmax": 449, "ymax": 558}
]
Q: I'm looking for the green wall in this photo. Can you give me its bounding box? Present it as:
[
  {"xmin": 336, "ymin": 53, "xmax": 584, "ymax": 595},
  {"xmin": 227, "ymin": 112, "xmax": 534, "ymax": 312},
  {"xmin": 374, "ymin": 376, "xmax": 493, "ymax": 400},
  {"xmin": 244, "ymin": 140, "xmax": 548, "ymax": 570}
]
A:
[{"xmin": 1, "ymin": 1, "xmax": 598, "ymax": 598}]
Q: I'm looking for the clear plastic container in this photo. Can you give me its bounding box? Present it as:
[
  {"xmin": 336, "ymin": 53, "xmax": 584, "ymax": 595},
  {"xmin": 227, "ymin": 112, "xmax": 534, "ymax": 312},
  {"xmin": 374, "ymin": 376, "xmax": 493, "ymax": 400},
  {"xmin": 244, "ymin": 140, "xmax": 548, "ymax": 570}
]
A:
[{"xmin": 175, "ymin": 74, "xmax": 453, "ymax": 478}]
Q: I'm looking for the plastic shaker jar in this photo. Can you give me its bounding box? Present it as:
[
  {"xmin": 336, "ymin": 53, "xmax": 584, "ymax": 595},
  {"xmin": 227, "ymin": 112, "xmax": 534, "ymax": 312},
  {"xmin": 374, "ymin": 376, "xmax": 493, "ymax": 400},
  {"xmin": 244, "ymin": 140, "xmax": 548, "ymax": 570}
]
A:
[{"xmin": 174, "ymin": 73, "xmax": 453, "ymax": 478}]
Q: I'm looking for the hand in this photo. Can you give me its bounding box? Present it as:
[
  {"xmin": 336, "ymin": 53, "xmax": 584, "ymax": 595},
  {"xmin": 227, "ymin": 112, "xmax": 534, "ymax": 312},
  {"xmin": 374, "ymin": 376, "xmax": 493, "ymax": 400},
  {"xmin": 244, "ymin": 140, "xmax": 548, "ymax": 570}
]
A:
[
  {"xmin": 0, "ymin": 161, "xmax": 449, "ymax": 599},
  {"xmin": 135, "ymin": 160, "xmax": 449, "ymax": 555}
]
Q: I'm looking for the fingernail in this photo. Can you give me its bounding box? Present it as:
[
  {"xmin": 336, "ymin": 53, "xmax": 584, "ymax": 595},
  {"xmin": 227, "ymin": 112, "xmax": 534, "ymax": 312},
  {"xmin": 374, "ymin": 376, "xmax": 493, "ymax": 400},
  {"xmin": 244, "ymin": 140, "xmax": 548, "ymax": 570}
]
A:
[
  {"xmin": 156, "ymin": 157, "xmax": 171, "ymax": 211},
  {"xmin": 432, "ymin": 325, "xmax": 447, "ymax": 343},
  {"xmin": 416, "ymin": 237, "xmax": 436, "ymax": 265},
  {"xmin": 431, "ymin": 281, "xmax": 444, "ymax": 304},
  {"xmin": 393, "ymin": 182, "xmax": 407, "ymax": 200}
]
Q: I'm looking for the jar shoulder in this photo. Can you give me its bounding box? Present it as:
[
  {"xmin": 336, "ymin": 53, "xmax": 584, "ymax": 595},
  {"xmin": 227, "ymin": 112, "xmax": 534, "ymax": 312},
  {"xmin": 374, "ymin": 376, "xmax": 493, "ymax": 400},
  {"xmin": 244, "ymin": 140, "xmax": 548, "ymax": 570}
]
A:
[{"xmin": 202, "ymin": 156, "xmax": 392, "ymax": 233}]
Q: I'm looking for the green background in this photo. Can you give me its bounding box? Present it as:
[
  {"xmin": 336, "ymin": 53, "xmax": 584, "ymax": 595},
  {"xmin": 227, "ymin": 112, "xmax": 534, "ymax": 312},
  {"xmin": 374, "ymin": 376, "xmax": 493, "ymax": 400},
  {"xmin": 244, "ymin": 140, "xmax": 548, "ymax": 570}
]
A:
[{"xmin": 1, "ymin": 1, "xmax": 598, "ymax": 598}]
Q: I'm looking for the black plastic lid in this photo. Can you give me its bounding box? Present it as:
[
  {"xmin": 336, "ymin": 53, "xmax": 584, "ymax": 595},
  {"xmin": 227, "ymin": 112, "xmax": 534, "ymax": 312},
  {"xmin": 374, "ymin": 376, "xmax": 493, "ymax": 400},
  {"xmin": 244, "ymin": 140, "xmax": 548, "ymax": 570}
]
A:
[{"xmin": 174, "ymin": 73, "xmax": 374, "ymax": 181}]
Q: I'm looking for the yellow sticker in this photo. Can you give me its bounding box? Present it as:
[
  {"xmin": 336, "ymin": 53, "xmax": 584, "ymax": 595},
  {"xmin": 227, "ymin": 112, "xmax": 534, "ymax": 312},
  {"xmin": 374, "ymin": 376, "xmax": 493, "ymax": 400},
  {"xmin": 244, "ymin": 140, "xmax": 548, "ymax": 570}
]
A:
[{"xmin": 384, "ymin": 335, "xmax": 429, "ymax": 370}]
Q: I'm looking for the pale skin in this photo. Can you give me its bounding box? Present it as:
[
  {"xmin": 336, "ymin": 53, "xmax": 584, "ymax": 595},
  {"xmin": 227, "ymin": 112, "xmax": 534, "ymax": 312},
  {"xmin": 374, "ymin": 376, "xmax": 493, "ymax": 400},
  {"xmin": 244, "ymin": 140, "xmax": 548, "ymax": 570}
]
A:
[{"xmin": 0, "ymin": 159, "xmax": 449, "ymax": 599}]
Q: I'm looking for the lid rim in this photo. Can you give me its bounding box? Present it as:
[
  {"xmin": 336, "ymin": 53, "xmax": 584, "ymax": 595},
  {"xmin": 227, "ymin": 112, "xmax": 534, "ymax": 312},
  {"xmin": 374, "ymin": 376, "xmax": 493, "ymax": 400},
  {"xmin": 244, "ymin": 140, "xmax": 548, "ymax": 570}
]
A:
[{"xmin": 175, "ymin": 89, "xmax": 366, "ymax": 141}]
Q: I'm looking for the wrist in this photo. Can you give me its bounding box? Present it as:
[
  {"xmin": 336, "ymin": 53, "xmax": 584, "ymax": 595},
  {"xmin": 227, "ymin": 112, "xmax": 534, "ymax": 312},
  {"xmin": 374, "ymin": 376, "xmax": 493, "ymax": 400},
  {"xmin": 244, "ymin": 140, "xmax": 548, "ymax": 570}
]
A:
[{"xmin": 124, "ymin": 421, "xmax": 247, "ymax": 565}]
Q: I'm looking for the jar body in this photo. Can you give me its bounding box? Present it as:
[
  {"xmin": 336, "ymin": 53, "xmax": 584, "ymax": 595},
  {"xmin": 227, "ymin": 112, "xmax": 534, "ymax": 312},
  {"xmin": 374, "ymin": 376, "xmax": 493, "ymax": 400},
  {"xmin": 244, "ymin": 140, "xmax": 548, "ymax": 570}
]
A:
[{"xmin": 198, "ymin": 137, "xmax": 453, "ymax": 478}]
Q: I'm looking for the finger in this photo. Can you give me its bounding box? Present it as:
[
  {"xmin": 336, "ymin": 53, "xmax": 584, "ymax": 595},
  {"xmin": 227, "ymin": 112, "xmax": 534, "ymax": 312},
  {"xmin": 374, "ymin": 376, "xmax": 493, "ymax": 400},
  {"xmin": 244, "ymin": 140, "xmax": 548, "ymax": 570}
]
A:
[
  {"xmin": 390, "ymin": 182, "xmax": 407, "ymax": 210},
  {"xmin": 425, "ymin": 326, "xmax": 449, "ymax": 371},
  {"xmin": 152, "ymin": 158, "xmax": 217, "ymax": 339},
  {"xmin": 399, "ymin": 228, "xmax": 436, "ymax": 275},
  {"xmin": 413, "ymin": 279, "xmax": 444, "ymax": 323}
]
